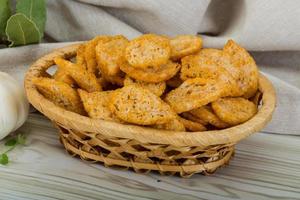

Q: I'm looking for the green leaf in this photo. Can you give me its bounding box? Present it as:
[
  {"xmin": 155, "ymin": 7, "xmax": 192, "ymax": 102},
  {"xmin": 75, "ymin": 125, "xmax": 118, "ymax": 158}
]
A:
[
  {"xmin": 5, "ymin": 138, "xmax": 17, "ymax": 146},
  {"xmin": 5, "ymin": 13, "xmax": 40, "ymax": 47},
  {"xmin": 16, "ymin": 0, "xmax": 46, "ymax": 37},
  {"xmin": 0, "ymin": 154, "xmax": 9, "ymax": 165},
  {"xmin": 0, "ymin": 0, "xmax": 11, "ymax": 39}
]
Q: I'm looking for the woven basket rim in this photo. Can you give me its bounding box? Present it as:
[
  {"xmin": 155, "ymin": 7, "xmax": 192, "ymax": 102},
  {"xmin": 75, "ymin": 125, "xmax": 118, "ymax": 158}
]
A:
[{"xmin": 24, "ymin": 44, "xmax": 276, "ymax": 147}]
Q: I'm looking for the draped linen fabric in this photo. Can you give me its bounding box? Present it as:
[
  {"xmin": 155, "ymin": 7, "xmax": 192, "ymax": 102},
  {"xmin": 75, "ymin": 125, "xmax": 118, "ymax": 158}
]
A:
[{"xmin": 1, "ymin": 0, "xmax": 299, "ymax": 135}]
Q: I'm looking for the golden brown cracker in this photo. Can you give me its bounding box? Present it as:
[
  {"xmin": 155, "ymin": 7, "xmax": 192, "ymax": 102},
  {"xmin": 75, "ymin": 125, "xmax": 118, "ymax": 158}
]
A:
[
  {"xmin": 85, "ymin": 35, "xmax": 112, "ymax": 74},
  {"xmin": 78, "ymin": 89, "xmax": 119, "ymax": 122},
  {"xmin": 164, "ymin": 78, "xmax": 226, "ymax": 113},
  {"xmin": 33, "ymin": 77, "xmax": 85, "ymax": 114},
  {"xmin": 54, "ymin": 57, "xmax": 101, "ymax": 92},
  {"xmin": 180, "ymin": 48, "xmax": 243, "ymax": 97},
  {"xmin": 223, "ymin": 40, "xmax": 259, "ymax": 98},
  {"xmin": 178, "ymin": 117, "xmax": 207, "ymax": 132},
  {"xmin": 211, "ymin": 97, "xmax": 257, "ymax": 125},
  {"xmin": 124, "ymin": 76, "xmax": 166, "ymax": 96},
  {"xmin": 198, "ymin": 49, "xmax": 242, "ymax": 81},
  {"xmin": 76, "ymin": 44, "xmax": 87, "ymax": 68},
  {"xmin": 120, "ymin": 61, "xmax": 180, "ymax": 83},
  {"xmin": 217, "ymin": 71, "xmax": 243, "ymax": 97},
  {"xmin": 180, "ymin": 52, "xmax": 220, "ymax": 81},
  {"xmin": 153, "ymin": 118, "xmax": 186, "ymax": 131},
  {"xmin": 96, "ymin": 35, "xmax": 129, "ymax": 76},
  {"xmin": 125, "ymin": 34, "xmax": 171, "ymax": 69},
  {"xmin": 109, "ymin": 85, "xmax": 176, "ymax": 125},
  {"xmin": 170, "ymin": 35, "xmax": 202, "ymax": 60},
  {"xmin": 181, "ymin": 112, "xmax": 208, "ymax": 125},
  {"xmin": 199, "ymin": 49, "xmax": 244, "ymax": 97},
  {"xmin": 53, "ymin": 68, "xmax": 75, "ymax": 86},
  {"xmin": 190, "ymin": 105, "xmax": 229, "ymax": 128}
]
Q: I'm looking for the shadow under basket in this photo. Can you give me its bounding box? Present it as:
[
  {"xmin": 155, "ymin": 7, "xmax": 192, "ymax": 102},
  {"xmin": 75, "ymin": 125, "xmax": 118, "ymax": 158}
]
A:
[{"xmin": 24, "ymin": 44, "xmax": 276, "ymax": 177}]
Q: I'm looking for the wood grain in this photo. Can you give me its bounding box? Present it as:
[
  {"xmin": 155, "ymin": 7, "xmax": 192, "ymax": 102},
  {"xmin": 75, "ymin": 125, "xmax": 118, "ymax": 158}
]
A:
[{"xmin": 0, "ymin": 113, "xmax": 299, "ymax": 200}]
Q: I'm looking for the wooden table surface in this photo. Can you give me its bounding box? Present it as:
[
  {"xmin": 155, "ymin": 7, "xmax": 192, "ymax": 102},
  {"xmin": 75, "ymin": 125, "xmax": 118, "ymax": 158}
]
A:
[{"xmin": 0, "ymin": 113, "xmax": 299, "ymax": 200}]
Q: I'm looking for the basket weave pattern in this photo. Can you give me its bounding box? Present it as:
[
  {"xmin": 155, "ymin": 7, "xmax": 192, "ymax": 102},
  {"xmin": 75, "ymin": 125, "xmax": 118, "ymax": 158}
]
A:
[
  {"xmin": 25, "ymin": 44, "xmax": 276, "ymax": 177},
  {"xmin": 57, "ymin": 123, "xmax": 234, "ymax": 177}
]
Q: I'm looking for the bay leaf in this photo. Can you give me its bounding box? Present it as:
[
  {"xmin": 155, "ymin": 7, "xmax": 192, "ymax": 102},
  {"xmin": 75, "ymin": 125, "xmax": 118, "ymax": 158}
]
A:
[
  {"xmin": 5, "ymin": 13, "xmax": 40, "ymax": 47},
  {"xmin": 16, "ymin": 0, "xmax": 46, "ymax": 37},
  {"xmin": 0, "ymin": 0, "xmax": 11, "ymax": 39}
]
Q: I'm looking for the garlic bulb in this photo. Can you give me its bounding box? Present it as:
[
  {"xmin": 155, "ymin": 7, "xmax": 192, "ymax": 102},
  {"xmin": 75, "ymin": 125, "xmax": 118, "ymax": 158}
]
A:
[{"xmin": 0, "ymin": 72, "xmax": 29, "ymax": 140}]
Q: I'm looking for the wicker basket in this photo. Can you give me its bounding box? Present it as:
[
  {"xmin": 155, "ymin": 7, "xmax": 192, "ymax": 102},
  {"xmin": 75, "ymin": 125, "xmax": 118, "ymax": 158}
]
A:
[{"xmin": 24, "ymin": 44, "xmax": 276, "ymax": 177}]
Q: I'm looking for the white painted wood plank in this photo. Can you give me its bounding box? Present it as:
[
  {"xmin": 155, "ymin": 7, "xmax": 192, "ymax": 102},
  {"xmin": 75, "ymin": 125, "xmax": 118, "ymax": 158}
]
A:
[{"xmin": 0, "ymin": 113, "xmax": 298, "ymax": 200}]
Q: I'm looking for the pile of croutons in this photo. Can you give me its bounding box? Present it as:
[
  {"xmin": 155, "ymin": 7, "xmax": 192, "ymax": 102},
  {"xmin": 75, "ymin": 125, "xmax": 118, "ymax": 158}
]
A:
[{"xmin": 33, "ymin": 34, "xmax": 260, "ymax": 132}]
